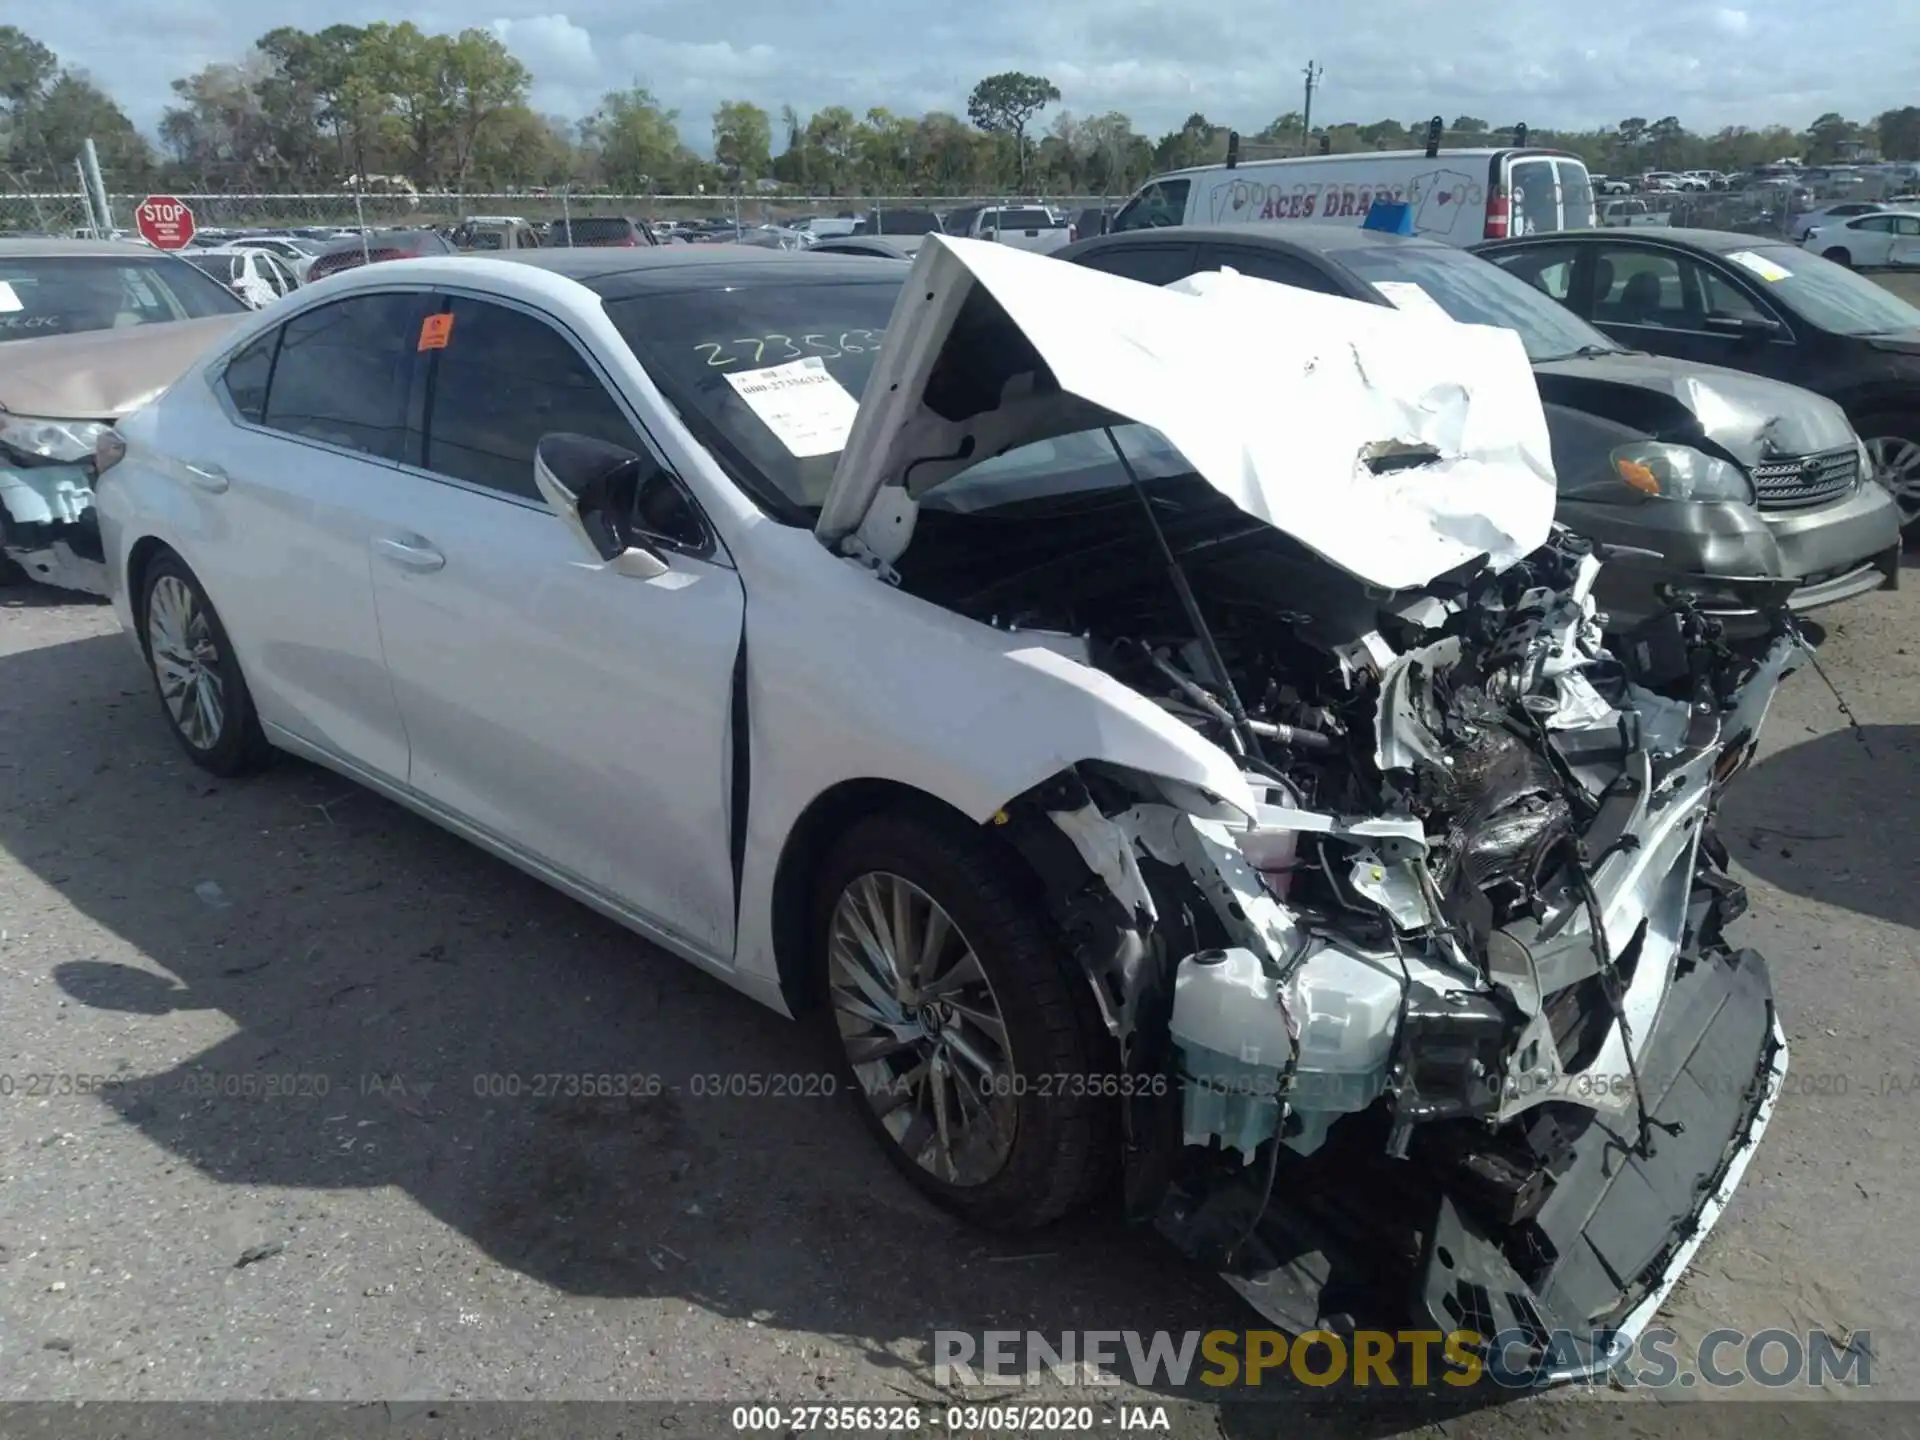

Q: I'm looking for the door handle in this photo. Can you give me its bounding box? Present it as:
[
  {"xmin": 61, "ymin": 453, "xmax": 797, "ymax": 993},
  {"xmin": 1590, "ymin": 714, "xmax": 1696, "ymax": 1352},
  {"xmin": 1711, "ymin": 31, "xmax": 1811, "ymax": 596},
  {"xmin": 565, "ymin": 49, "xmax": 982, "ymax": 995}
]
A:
[
  {"xmin": 371, "ymin": 534, "xmax": 446, "ymax": 572},
  {"xmin": 181, "ymin": 460, "xmax": 229, "ymax": 493}
]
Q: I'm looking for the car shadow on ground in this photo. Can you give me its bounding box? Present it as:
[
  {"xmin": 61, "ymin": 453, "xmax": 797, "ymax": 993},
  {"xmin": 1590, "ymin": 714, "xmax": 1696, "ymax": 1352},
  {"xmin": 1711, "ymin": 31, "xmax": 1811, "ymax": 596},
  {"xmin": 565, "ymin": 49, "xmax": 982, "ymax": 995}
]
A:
[
  {"xmin": 0, "ymin": 627, "xmax": 1535, "ymax": 1421},
  {"xmin": 1720, "ymin": 721, "xmax": 1920, "ymax": 931}
]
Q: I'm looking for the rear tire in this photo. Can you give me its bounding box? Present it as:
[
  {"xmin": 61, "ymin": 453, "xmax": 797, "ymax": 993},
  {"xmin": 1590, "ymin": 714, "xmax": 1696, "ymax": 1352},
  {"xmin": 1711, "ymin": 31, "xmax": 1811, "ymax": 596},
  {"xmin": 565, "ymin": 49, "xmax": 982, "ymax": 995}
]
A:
[
  {"xmin": 811, "ymin": 808, "xmax": 1118, "ymax": 1230},
  {"xmin": 1823, "ymin": 247, "xmax": 1853, "ymax": 267},
  {"xmin": 139, "ymin": 552, "xmax": 272, "ymax": 776}
]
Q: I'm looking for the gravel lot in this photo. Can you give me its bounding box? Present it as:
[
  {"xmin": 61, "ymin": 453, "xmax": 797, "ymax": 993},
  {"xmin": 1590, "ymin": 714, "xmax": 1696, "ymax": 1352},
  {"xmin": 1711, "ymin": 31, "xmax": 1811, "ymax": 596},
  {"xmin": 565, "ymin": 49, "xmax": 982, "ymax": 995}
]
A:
[{"xmin": 4, "ymin": 414, "xmax": 1919, "ymax": 1433}]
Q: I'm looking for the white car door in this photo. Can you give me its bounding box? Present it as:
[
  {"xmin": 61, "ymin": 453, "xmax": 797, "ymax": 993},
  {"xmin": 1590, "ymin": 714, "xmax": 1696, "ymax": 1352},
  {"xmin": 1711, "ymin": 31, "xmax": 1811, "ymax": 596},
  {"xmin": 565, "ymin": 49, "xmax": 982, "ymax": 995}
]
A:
[
  {"xmin": 1848, "ymin": 216, "xmax": 1896, "ymax": 265},
  {"xmin": 359, "ymin": 290, "xmax": 746, "ymax": 958},
  {"xmin": 198, "ymin": 288, "xmax": 434, "ymax": 780},
  {"xmin": 1891, "ymin": 215, "xmax": 1920, "ymax": 267}
]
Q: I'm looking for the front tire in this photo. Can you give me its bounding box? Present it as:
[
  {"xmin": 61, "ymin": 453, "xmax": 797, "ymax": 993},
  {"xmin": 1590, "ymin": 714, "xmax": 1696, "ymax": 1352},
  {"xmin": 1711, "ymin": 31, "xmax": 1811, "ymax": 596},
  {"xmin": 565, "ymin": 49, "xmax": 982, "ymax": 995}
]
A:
[
  {"xmin": 140, "ymin": 553, "xmax": 271, "ymax": 776},
  {"xmin": 812, "ymin": 809, "xmax": 1117, "ymax": 1230},
  {"xmin": 1860, "ymin": 413, "xmax": 1920, "ymax": 533}
]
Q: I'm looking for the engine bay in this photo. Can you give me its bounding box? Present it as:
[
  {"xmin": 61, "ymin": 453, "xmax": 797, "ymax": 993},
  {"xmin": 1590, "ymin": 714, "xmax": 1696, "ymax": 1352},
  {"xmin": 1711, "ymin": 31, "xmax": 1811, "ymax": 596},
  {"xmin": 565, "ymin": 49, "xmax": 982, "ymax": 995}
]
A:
[{"xmin": 897, "ymin": 467, "xmax": 1802, "ymax": 1375}]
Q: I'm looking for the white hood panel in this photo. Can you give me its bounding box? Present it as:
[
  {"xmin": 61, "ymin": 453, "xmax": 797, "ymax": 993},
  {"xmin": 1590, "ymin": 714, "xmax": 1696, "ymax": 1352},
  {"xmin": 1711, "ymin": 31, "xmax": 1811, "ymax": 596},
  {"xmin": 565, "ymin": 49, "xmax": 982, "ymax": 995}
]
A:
[{"xmin": 816, "ymin": 236, "xmax": 1558, "ymax": 593}]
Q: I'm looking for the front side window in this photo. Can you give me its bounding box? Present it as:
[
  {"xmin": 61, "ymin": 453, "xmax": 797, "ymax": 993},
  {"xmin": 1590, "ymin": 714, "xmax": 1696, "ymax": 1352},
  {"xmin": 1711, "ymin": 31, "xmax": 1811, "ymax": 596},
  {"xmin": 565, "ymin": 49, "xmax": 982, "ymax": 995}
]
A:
[
  {"xmin": 0, "ymin": 254, "xmax": 246, "ymax": 341},
  {"xmin": 261, "ymin": 291, "xmax": 429, "ymax": 461},
  {"xmin": 1591, "ymin": 246, "xmax": 1686, "ymax": 326},
  {"xmin": 1111, "ymin": 179, "xmax": 1191, "ymax": 233},
  {"xmin": 421, "ymin": 297, "xmax": 646, "ymax": 501},
  {"xmin": 1072, "ymin": 244, "xmax": 1200, "ymax": 287}
]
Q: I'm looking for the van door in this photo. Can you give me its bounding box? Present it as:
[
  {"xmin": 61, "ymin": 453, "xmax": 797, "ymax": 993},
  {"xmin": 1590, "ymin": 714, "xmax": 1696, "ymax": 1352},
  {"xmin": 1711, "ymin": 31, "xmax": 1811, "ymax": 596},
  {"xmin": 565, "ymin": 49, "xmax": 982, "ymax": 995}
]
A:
[{"xmin": 1508, "ymin": 157, "xmax": 1562, "ymax": 236}]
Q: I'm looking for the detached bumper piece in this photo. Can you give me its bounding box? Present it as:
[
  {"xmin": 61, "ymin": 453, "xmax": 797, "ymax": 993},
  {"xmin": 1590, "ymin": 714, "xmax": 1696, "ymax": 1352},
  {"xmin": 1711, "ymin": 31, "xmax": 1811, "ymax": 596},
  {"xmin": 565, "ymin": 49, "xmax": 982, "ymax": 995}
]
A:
[{"xmin": 1414, "ymin": 945, "xmax": 1783, "ymax": 1383}]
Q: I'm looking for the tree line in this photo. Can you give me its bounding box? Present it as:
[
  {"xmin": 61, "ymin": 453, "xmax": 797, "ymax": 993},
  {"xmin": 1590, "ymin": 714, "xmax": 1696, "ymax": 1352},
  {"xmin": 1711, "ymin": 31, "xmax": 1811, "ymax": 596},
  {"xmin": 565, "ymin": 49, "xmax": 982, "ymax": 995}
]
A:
[{"xmin": 4, "ymin": 23, "xmax": 1919, "ymax": 200}]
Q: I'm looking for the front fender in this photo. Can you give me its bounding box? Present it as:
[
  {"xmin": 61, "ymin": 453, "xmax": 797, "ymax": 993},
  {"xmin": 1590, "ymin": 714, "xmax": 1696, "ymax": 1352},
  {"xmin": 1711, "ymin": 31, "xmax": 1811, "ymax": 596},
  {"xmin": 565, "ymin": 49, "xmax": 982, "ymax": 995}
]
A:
[{"xmin": 728, "ymin": 522, "xmax": 1256, "ymax": 995}]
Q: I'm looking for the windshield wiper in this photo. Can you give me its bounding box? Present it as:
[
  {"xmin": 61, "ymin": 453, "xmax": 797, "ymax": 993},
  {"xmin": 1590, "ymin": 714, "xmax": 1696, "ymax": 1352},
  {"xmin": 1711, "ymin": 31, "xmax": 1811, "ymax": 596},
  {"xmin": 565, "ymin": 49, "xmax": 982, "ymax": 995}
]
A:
[{"xmin": 1540, "ymin": 343, "xmax": 1618, "ymax": 361}]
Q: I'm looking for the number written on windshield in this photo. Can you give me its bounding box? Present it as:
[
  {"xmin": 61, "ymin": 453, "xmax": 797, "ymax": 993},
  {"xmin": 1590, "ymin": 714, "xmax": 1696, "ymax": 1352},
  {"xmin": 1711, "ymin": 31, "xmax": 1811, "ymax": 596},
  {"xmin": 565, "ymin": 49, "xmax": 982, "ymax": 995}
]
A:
[{"xmin": 694, "ymin": 329, "xmax": 883, "ymax": 367}]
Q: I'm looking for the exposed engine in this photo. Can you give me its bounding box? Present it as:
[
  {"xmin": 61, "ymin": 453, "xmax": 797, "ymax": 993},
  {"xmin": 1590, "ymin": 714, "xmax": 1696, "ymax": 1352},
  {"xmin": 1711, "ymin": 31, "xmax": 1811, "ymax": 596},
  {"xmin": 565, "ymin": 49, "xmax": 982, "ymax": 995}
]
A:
[{"xmin": 926, "ymin": 511, "xmax": 1801, "ymax": 1378}]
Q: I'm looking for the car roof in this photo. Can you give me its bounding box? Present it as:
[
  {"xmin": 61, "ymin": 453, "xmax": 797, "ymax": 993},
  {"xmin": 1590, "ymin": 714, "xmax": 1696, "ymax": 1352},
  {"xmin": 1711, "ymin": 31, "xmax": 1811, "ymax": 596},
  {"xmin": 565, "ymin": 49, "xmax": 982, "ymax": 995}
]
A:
[
  {"xmin": 0, "ymin": 237, "xmax": 158, "ymax": 258},
  {"xmin": 497, "ymin": 247, "xmax": 901, "ymax": 297},
  {"xmin": 1480, "ymin": 227, "xmax": 1800, "ymax": 254}
]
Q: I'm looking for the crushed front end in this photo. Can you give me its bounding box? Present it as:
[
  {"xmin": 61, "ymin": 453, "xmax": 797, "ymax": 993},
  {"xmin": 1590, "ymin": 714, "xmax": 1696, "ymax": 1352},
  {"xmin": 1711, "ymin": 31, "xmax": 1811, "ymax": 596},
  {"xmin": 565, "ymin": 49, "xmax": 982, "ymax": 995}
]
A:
[
  {"xmin": 998, "ymin": 536, "xmax": 1801, "ymax": 1384},
  {"xmin": 0, "ymin": 411, "xmax": 111, "ymax": 594}
]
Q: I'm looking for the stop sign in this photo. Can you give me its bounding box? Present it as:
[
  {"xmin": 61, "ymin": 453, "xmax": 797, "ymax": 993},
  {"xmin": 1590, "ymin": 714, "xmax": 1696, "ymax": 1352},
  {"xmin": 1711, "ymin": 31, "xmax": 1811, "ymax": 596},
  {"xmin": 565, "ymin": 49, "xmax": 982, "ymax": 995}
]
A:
[{"xmin": 134, "ymin": 195, "xmax": 196, "ymax": 250}]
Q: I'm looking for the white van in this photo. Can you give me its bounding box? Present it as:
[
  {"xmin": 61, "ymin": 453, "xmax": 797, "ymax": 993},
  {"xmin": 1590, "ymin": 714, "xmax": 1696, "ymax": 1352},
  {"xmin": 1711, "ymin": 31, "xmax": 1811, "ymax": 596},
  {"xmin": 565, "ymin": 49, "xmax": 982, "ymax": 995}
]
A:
[{"xmin": 1108, "ymin": 147, "xmax": 1598, "ymax": 247}]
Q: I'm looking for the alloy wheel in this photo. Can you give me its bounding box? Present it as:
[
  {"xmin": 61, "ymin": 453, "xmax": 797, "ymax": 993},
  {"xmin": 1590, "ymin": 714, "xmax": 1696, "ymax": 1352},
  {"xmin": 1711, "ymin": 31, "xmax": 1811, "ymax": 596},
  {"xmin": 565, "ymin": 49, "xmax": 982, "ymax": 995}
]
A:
[
  {"xmin": 826, "ymin": 872, "xmax": 1017, "ymax": 1186},
  {"xmin": 1866, "ymin": 434, "xmax": 1920, "ymax": 526},
  {"xmin": 147, "ymin": 575, "xmax": 227, "ymax": 750}
]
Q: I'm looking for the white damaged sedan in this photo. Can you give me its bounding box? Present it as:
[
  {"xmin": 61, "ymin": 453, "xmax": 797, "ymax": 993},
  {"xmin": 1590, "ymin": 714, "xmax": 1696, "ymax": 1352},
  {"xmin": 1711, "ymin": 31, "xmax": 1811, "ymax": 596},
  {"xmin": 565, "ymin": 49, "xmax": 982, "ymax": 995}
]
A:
[{"xmin": 95, "ymin": 238, "xmax": 1802, "ymax": 1380}]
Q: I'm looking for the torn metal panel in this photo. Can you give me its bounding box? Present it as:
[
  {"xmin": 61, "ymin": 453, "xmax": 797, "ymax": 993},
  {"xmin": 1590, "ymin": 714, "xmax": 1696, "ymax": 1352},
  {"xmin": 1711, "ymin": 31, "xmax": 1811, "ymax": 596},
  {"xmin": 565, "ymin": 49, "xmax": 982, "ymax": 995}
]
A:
[{"xmin": 1, "ymin": 463, "xmax": 109, "ymax": 597}]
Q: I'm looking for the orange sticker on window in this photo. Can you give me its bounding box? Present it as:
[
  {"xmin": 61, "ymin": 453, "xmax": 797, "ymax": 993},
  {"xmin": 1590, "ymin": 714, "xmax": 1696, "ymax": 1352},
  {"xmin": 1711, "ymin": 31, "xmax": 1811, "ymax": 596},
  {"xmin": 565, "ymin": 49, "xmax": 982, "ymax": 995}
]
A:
[{"xmin": 418, "ymin": 312, "xmax": 454, "ymax": 351}]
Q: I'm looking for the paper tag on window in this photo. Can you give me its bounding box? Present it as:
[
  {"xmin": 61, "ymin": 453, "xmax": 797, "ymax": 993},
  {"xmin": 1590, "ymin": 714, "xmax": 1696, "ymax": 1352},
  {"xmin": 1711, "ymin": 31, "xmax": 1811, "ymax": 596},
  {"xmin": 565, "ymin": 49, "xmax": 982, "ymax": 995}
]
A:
[
  {"xmin": 418, "ymin": 312, "xmax": 454, "ymax": 350},
  {"xmin": 721, "ymin": 356, "xmax": 859, "ymax": 457},
  {"xmin": 0, "ymin": 281, "xmax": 20, "ymax": 313},
  {"xmin": 1373, "ymin": 280, "xmax": 1454, "ymax": 320},
  {"xmin": 1727, "ymin": 250, "xmax": 1792, "ymax": 282}
]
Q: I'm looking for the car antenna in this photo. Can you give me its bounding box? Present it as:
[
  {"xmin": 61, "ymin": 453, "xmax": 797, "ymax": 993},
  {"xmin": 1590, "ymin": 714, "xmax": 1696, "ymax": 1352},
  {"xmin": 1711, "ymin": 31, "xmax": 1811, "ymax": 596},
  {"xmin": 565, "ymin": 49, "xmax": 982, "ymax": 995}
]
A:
[{"xmin": 1100, "ymin": 425, "xmax": 1263, "ymax": 758}]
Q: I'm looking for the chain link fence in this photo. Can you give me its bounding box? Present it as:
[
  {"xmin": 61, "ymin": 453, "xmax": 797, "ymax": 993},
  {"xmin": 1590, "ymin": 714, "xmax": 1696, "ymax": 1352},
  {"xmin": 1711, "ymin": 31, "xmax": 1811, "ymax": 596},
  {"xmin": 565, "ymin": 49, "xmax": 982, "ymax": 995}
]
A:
[
  {"xmin": 9, "ymin": 181, "xmax": 1906, "ymax": 246},
  {"xmin": 0, "ymin": 190, "xmax": 1120, "ymax": 239}
]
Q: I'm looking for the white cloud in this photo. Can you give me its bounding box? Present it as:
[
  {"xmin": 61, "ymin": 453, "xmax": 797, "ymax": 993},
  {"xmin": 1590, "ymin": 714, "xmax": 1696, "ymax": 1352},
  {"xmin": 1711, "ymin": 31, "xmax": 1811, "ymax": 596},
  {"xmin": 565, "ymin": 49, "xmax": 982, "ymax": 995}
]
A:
[
  {"xmin": 1714, "ymin": 7, "xmax": 1752, "ymax": 34},
  {"xmin": 489, "ymin": 14, "xmax": 600, "ymax": 86}
]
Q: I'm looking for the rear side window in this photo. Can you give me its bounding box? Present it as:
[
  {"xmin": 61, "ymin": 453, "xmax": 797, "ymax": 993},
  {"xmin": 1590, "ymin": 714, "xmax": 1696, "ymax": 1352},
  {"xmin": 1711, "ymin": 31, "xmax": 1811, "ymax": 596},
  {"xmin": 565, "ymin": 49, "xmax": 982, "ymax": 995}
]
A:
[
  {"xmin": 1111, "ymin": 179, "xmax": 1191, "ymax": 233},
  {"xmin": 1071, "ymin": 243, "xmax": 1199, "ymax": 287},
  {"xmin": 222, "ymin": 329, "xmax": 279, "ymax": 423},
  {"xmin": 261, "ymin": 292, "xmax": 428, "ymax": 461},
  {"xmin": 1206, "ymin": 246, "xmax": 1347, "ymax": 295},
  {"xmin": 421, "ymin": 297, "xmax": 646, "ymax": 501}
]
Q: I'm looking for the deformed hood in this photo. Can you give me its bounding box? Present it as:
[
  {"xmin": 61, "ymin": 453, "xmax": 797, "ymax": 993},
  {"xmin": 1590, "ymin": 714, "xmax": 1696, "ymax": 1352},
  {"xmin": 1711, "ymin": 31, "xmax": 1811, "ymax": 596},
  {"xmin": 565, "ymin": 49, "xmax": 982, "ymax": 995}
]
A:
[
  {"xmin": 817, "ymin": 236, "xmax": 1558, "ymax": 592},
  {"xmin": 0, "ymin": 314, "xmax": 244, "ymax": 419}
]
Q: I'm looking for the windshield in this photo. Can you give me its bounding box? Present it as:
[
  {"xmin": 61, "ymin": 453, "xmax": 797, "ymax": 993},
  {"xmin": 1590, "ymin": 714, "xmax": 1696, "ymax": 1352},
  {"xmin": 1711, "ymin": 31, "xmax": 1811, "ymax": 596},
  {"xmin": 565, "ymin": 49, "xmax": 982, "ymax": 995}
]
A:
[
  {"xmin": 1340, "ymin": 244, "xmax": 1620, "ymax": 361},
  {"xmin": 1732, "ymin": 245, "xmax": 1920, "ymax": 336},
  {"xmin": 919, "ymin": 424, "xmax": 1189, "ymax": 517},
  {"xmin": 0, "ymin": 254, "xmax": 247, "ymax": 341},
  {"xmin": 603, "ymin": 280, "xmax": 905, "ymax": 516}
]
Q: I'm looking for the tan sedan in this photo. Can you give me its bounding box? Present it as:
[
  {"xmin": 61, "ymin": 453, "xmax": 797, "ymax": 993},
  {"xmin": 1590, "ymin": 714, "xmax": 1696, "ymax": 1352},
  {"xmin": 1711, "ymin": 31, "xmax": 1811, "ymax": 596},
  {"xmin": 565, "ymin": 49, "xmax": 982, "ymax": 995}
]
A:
[{"xmin": 0, "ymin": 238, "xmax": 246, "ymax": 594}]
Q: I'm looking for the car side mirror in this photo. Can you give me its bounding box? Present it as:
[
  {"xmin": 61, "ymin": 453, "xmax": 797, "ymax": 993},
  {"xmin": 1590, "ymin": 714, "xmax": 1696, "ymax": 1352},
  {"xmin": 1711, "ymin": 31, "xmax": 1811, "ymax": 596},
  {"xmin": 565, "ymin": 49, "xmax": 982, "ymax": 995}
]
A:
[{"xmin": 533, "ymin": 433, "xmax": 670, "ymax": 579}]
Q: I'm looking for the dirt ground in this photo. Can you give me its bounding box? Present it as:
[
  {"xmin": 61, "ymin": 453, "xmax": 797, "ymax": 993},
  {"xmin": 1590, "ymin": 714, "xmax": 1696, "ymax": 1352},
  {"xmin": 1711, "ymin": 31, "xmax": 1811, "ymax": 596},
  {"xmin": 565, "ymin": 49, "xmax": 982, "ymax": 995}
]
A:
[{"xmin": 2, "ymin": 531, "xmax": 1918, "ymax": 1432}]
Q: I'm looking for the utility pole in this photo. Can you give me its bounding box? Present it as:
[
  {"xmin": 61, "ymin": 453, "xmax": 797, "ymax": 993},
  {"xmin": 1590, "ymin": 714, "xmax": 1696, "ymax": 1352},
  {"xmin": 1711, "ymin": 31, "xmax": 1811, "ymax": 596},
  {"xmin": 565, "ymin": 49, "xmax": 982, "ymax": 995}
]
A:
[{"xmin": 1301, "ymin": 61, "xmax": 1323, "ymax": 156}]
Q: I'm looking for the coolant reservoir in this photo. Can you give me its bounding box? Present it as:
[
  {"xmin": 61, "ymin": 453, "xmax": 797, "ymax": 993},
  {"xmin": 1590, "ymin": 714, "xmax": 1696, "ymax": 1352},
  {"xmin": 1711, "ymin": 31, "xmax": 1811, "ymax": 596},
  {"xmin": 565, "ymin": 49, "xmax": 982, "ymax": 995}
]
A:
[
  {"xmin": 1169, "ymin": 949, "xmax": 1295, "ymax": 1163},
  {"xmin": 1285, "ymin": 946, "xmax": 1405, "ymax": 1118}
]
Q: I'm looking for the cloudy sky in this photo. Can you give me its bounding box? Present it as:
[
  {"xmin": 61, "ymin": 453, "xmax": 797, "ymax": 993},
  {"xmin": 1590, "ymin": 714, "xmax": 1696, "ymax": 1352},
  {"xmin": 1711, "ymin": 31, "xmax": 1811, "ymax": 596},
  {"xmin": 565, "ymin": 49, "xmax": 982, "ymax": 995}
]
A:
[{"xmin": 34, "ymin": 0, "xmax": 1920, "ymax": 150}]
